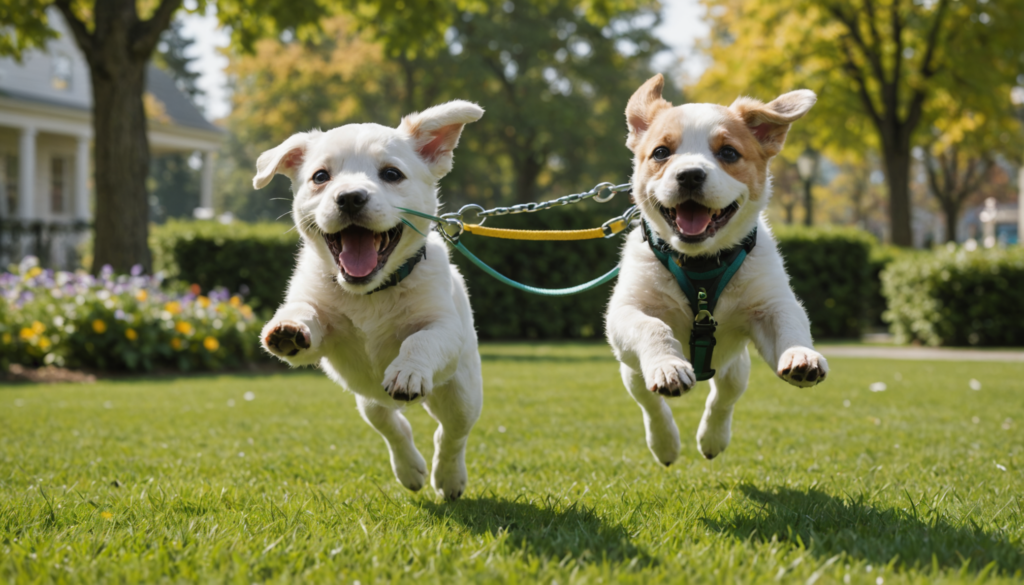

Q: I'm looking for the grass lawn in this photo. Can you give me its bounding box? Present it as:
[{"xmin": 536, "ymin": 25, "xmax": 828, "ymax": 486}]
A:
[{"xmin": 2, "ymin": 342, "xmax": 1022, "ymax": 583}]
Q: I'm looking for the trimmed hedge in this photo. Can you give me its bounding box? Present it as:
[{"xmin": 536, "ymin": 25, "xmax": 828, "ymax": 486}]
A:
[
  {"xmin": 882, "ymin": 246, "xmax": 1024, "ymax": 346},
  {"xmin": 151, "ymin": 220, "xmax": 300, "ymax": 312},
  {"xmin": 151, "ymin": 218, "xmax": 884, "ymax": 340},
  {"xmin": 773, "ymin": 225, "xmax": 875, "ymax": 339}
]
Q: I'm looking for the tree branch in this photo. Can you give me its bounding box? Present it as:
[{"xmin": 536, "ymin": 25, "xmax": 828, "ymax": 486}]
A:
[
  {"xmin": 839, "ymin": 37, "xmax": 884, "ymax": 129},
  {"xmin": 131, "ymin": 0, "xmax": 182, "ymax": 57},
  {"xmin": 827, "ymin": 3, "xmax": 887, "ymax": 86},
  {"xmin": 905, "ymin": 0, "xmax": 951, "ymax": 131},
  {"xmin": 52, "ymin": 0, "xmax": 94, "ymax": 57}
]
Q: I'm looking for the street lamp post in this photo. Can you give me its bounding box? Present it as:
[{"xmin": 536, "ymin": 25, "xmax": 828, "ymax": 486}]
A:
[
  {"xmin": 1012, "ymin": 86, "xmax": 1024, "ymax": 245},
  {"xmin": 796, "ymin": 148, "xmax": 819, "ymax": 227}
]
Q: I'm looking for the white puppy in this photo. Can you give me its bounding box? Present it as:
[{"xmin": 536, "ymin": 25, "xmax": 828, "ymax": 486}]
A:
[
  {"xmin": 606, "ymin": 74, "xmax": 828, "ymax": 466},
  {"xmin": 253, "ymin": 101, "xmax": 484, "ymax": 500}
]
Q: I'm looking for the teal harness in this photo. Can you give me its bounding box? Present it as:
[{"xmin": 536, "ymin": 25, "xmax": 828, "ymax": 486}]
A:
[{"xmin": 642, "ymin": 221, "xmax": 757, "ymax": 381}]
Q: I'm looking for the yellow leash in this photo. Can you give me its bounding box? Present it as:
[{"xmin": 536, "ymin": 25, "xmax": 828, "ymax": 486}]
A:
[{"xmin": 463, "ymin": 218, "xmax": 629, "ymax": 241}]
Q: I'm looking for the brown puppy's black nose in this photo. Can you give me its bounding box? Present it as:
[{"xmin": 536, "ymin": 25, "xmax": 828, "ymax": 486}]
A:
[
  {"xmin": 336, "ymin": 190, "xmax": 369, "ymax": 215},
  {"xmin": 676, "ymin": 168, "xmax": 707, "ymax": 190}
]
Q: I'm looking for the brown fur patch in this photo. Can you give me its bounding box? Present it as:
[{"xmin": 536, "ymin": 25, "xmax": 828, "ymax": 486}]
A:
[{"xmin": 715, "ymin": 112, "xmax": 769, "ymax": 200}]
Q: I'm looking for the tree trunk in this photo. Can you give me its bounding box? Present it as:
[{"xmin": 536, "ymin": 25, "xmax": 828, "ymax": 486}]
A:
[
  {"xmin": 802, "ymin": 179, "xmax": 813, "ymax": 226},
  {"xmin": 942, "ymin": 200, "xmax": 959, "ymax": 243},
  {"xmin": 514, "ymin": 155, "xmax": 543, "ymax": 203},
  {"xmin": 89, "ymin": 56, "xmax": 153, "ymax": 273},
  {"xmin": 881, "ymin": 137, "xmax": 914, "ymax": 247}
]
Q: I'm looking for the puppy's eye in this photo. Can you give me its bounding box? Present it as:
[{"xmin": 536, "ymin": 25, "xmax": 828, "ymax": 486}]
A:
[
  {"xmin": 652, "ymin": 146, "xmax": 671, "ymax": 161},
  {"xmin": 717, "ymin": 146, "xmax": 741, "ymax": 163},
  {"xmin": 312, "ymin": 170, "xmax": 331, "ymax": 185},
  {"xmin": 379, "ymin": 167, "xmax": 405, "ymax": 183}
]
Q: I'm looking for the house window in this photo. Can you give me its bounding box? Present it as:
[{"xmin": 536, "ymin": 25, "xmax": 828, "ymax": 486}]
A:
[
  {"xmin": 51, "ymin": 157, "xmax": 66, "ymax": 214},
  {"xmin": 52, "ymin": 54, "xmax": 72, "ymax": 91},
  {"xmin": 1, "ymin": 154, "xmax": 16, "ymax": 217}
]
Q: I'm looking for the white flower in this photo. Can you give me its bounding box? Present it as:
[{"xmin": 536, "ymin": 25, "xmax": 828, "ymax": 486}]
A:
[
  {"xmin": 244, "ymin": 391, "xmax": 255, "ymax": 401},
  {"xmin": 996, "ymin": 463, "xmax": 1007, "ymax": 471},
  {"xmin": 869, "ymin": 382, "xmax": 887, "ymax": 392},
  {"xmin": 969, "ymin": 379, "xmax": 982, "ymax": 391}
]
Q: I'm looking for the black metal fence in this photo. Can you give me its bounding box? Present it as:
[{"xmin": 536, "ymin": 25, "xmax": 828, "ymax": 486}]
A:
[{"xmin": 0, "ymin": 220, "xmax": 91, "ymax": 270}]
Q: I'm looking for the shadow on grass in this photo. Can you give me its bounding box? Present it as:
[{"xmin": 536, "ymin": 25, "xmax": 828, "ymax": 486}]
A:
[
  {"xmin": 704, "ymin": 484, "xmax": 1024, "ymax": 575},
  {"xmin": 419, "ymin": 495, "xmax": 653, "ymax": 567}
]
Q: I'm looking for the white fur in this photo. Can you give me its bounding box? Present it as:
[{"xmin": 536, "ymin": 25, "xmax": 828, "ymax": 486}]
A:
[
  {"xmin": 254, "ymin": 101, "xmax": 485, "ymax": 499},
  {"xmin": 607, "ymin": 85, "xmax": 827, "ymax": 465}
]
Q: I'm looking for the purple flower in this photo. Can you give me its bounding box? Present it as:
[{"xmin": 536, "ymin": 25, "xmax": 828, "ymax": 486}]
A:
[{"xmin": 130, "ymin": 264, "xmax": 144, "ymax": 277}]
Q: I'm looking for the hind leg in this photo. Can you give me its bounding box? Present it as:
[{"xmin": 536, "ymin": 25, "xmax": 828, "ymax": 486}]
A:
[
  {"xmin": 622, "ymin": 362, "xmax": 681, "ymax": 466},
  {"xmin": 356, "ymin": 395, "xmax": 427, "ymax": 491},
  {"xmin": 422, "ymin": 357, "xmax": 482, "ymax": 500},
  {"xmin": 696, "ymin": 348, "xmax": 750, "ymax": 460}
]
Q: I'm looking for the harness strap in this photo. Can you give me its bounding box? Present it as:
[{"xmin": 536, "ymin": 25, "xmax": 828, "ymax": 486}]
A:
[{"xmin": 643, "ymin": 221, "xmax": 757, "ymax": 381}]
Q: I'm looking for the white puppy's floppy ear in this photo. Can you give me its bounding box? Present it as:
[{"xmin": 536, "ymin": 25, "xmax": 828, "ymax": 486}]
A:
[
  {"xmin": 253, "ymin": 132, "xmax": 313, "ymax": 189},
  {"xmin": 730, "ymin": 90, "xmax": 816, "ymax": 158},
  {"xmin": 399, "ymin": 100, "xmax": 484, "ymax": 177},
  {"xmin": 625, "ymin": 74, "xmax": 673, "ymax": 153}
]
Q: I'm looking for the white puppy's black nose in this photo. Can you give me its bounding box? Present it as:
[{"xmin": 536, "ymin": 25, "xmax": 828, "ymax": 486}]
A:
[
  {"xmin": 676, "ymin": 168, "xmax": 707, "ymax": 191},
  {"xmin": 336, "ymin": 190, "xmax": 369, "ymax": 215}
]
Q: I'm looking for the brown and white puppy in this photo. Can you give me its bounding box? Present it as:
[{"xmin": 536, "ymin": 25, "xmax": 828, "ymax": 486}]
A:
[{"xmin": 605, "ymin": 74, "xmax": 828, "ymax": 465}]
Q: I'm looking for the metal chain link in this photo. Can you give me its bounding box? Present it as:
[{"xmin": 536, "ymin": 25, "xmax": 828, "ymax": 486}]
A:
[{"xmin": 440, "ymin": 182, "xmax": 632, "ymax": 227}]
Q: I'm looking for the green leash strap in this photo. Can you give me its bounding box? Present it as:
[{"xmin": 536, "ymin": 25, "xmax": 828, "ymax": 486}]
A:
[
  {"xmin": 643, "ymin": 221, "xmax": 757, "ymax": 381},
  {"xmin": 397, "ymin": 210, "xmax": 622, "ymax": 297}
]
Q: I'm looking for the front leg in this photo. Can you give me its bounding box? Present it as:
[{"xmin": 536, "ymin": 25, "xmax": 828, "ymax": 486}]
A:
[
  {"xmin": 261, "ymin": 302, "xmax": 325, "ymax": 367},
  {"xmin": 749, "ymin": 296, "xmax": 828, "ymax": 387},
  {"xmin": 608, "ymin": 303, "xmax": 695, "ymax": 397},
  {"xmin": 382, "ymin": 316, "xmax": 464, "ymax": 402}
]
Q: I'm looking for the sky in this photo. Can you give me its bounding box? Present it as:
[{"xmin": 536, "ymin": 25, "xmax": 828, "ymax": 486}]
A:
[{"xmin": 179, "ymin": 0, "xmax": 710, "ymax": 121}]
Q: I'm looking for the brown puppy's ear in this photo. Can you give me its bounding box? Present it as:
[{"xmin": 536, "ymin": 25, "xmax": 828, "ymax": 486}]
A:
[
  {"xmin": 730, "ymin": 90, "xmax": 816, "ymax": 158},
  {"xmin": 253, "ymin": 132, "xmax": 314, "ymax": 189},
  {"xmin": 625, "ymin": 74, "xmax": 673, "ymax": 153}
]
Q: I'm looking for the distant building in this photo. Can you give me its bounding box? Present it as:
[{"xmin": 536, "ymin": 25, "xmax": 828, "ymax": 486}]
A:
[{"xmin": 0, "ymin": 11, "xmax": 222, "ymax": 267}]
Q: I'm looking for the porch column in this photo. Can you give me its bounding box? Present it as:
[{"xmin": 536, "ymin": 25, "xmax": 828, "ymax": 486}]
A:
[
  {"xmin": 75, "ymin": 136, "xmax": 90, "ymax": 221},
  {"xmin": 200, "ymin": 150, "xmax": 215, "ymax": 210},
  {"xmin": 17, "ymin": 127, "xmax": 36, "ymax": 220}
]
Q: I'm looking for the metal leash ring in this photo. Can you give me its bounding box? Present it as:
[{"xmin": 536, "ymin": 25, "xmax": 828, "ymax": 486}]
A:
[{"xmin": 448, "ymin": 204, "xmax": 488, "ymax": 227}]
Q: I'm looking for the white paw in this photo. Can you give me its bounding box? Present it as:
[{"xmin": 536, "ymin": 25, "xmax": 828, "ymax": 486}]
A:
[
  {"xmin": 390, "ymin": 449, "xmax": 428, "ymax": 492},
  {"xmin": 431, "ymin": 458, "xmax": 468, "ymax": 501},
  {"xmin": 262, "ymin": 320, "xmax": 311, "ymax": 358},
  {"xmin": 777, "ymin": 347, "xmax": 829, "ymax": 388},
  {"xmin": 696, "ymin": 413, "xmax": 732, "ymax": 460},
  {"xmin": 643, "ymin": 357, "xmax": 696, "ymax": 397},
  {"xmin": 382, "ymin": 360, "xmax": 433, "ymax": 402},
  {"xmin": 645, "ymin": 417, "xmax": 681, "ymax": 467}
]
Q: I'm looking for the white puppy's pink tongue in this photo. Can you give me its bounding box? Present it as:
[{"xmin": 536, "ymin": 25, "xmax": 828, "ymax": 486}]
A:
[
  {"xmin": 676, "ymin": 201, "xmax": 712, "ymax": 235},
  {"xmin": 339, "ymin": 227, "xmax": 378, "ymax": 278}
]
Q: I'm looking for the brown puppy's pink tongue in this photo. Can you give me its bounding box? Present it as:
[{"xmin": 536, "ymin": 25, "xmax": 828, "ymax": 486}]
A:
[
  {"xmin": 339, "ymin": 227, "xmax": 378, "ymax": 278},
  {"xmin": 676, "ymin": 201, "xmax": 712, "ymax": 235}
]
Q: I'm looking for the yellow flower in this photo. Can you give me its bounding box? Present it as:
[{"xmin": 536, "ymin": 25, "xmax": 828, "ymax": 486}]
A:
[
  {"xmin": 92, "ymin": 319, "xmax": 107, "ymax": 334},
  {"xmin": 19, "ymin": 328, "xmax": 34, "ymax": 340},
  {"xmin": 31, "ymin": 321, "xmax": 45, "ymax": 335},
  {"xmin": 170, "ymin": 338, "xmax": 182, "ymax": 351},
  {"xmin": 38, "ymin": 337, "xmax": 51, "ymax": 350},
  {"xmin": 1, "ymin": 333, "xmax": 10, "ymax": 344},
  {"xmin": 125, "ymin": 328, "xmax": 138, "ymax": 341},
  {"xmin": 164, "ymin": 301, "xmax": 182, "ymax": 315},
  {"xmin": 175, "ymin": 321, "xmax": 193, "ymax": 336},
  {"xmin": 198, "ymin": 295, "xmax": 211, "ymax": 308},
  {"xmin": 136, "ymin": 290, "xmax": 148, "ymax": 302},
  {"xmin": 26, "ymin": 266, "xmax": 42, "ymax": 279},
  {"xmin": 229, "ymin": 296, "xmax": 241, "ymax": 308},
  {"xmin": 100, "ymin": 511, "xmax": 113, "ymax": 520},
  {"xmin": 240, "ymin": 305, "xmax": 253, "ymax": 319},
  {"xmin": 203, "ymin": 336, "xmax": 219, "ymax": 352}
]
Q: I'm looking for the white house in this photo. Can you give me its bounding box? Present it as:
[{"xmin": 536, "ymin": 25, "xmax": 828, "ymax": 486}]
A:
[{"xmin": 0, "ymin": 11, "xmax": 222, "ymax": 267}]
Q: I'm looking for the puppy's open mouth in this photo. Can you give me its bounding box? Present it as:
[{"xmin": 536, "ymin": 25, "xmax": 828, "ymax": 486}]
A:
[
  {"xmin": 660, "ymin": 200, "xmax": 740, "ymax": 243},
  {"xmin": 324, "ymin": 224, "xmax": 404, "ymax": 284}
]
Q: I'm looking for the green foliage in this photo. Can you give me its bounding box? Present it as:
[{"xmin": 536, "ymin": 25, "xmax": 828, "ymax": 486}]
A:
[
  {"xmin": 773, "ymin": 225, "xmax": 876, "ymax": 339},
  {"xmin": 882, "ymin": 246, "xmax": 1024, "ymax": 346},
  {"xmin": 150, "ymin": 220, "xmax": 300, "ymax": 312},
  {"xmin": 2, "ymin": 345, "xmax": 1024, "ymax": 582},
  {"xmin": 0, "ymin": 259, "xmax": 264, "ymax": 372}
]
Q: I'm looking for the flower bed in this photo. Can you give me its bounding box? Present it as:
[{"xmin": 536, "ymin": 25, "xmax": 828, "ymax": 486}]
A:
[{"xmin": 1, "ymin": 257, "xmax": 267, "ymax": 373}]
